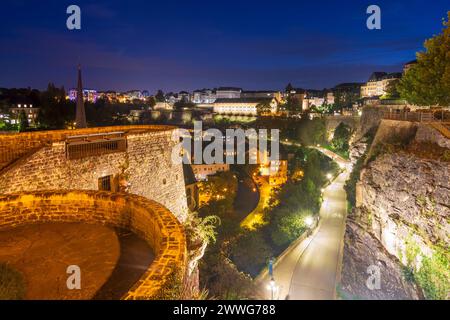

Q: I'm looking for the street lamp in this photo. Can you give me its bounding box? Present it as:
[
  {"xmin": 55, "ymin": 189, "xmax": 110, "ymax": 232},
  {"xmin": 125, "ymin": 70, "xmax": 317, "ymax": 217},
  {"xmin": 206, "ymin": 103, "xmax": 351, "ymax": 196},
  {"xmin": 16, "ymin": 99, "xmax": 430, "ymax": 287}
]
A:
[
  {"xmin": 305, "ymin": 216, "xmax": 314, "ymax": 228},
  {"xmin": 267, "ymin": 278, "xmax": 278, "ymax": 300},
  {"xmin": 326, "ymin": 173, "xmax": 332, "ymax": 180}
]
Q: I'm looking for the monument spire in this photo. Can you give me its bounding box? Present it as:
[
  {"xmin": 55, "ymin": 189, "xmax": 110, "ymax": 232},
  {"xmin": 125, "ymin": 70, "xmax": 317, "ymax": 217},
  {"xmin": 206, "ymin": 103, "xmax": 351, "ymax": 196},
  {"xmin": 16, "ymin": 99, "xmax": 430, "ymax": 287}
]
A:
[{"xmin": 75, "ymin": 65, "xmax": 87, "ymax": 128}]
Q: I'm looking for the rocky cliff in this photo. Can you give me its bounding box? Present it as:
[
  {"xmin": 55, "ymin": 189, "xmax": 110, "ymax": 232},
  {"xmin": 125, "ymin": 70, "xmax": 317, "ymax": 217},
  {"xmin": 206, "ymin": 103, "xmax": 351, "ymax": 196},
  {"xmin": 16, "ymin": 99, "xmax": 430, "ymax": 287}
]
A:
[{"xmin": 340, "ymin": 119, "xmax": 450, "ymax": 300}]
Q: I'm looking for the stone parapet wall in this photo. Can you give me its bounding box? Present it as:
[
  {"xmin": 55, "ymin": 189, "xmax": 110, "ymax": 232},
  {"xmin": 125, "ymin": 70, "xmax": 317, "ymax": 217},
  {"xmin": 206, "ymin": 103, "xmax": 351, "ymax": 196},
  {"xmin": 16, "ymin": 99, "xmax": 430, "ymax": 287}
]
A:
[
  {"xmin": 0, "ymin": 125, "xmax": 175, "ymax": 172},
  {"xmin": 0, "ymin": 190, "xmax": 187, "ymax": 300},
  {"xmin": 0, "ymin": 126, "xmax": 188, "ymax": 222}
]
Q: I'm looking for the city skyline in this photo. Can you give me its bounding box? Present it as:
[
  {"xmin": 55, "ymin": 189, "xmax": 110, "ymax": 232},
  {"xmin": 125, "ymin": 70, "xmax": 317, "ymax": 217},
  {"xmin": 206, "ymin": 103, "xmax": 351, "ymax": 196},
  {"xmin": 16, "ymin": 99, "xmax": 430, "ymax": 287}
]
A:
[{"xmin": 0, "ymin": 0, "xmax": 449, "ymax": 92}]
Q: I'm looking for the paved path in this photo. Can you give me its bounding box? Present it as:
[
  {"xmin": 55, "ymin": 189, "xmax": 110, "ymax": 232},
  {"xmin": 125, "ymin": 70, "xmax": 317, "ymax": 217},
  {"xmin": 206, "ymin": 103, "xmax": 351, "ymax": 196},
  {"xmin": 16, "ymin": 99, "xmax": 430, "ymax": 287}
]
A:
[{"xmin": 260, "ymin": 147, "xmax": 350, "ymax": 300}]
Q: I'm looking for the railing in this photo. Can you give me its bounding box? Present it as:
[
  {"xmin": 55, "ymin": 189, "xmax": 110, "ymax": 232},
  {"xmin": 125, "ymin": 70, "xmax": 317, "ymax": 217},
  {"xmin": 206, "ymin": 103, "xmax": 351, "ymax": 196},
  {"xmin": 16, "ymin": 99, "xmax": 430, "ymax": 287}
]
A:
[
  {"xmin": 383, "ymin": 111, "xmax": 436, "ymax": 122},
  {"xmin": 65, "ymin": 132, "xmax": 127, "ymax": 160}
]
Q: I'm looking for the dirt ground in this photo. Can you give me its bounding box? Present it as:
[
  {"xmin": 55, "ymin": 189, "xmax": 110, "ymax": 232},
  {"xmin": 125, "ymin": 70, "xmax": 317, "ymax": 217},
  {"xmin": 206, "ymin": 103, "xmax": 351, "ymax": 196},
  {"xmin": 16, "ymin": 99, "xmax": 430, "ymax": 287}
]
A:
[{"xmin": 0, "ymin": 223, "xmax": 154, "ymax": 300}]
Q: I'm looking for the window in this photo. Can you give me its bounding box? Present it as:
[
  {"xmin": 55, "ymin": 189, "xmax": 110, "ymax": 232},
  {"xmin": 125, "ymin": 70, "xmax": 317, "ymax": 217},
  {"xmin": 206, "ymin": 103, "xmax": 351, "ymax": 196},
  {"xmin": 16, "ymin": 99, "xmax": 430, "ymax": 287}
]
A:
[{"xmin": 98, "ymin": 175, "xmax": 112, "ymax": 191}]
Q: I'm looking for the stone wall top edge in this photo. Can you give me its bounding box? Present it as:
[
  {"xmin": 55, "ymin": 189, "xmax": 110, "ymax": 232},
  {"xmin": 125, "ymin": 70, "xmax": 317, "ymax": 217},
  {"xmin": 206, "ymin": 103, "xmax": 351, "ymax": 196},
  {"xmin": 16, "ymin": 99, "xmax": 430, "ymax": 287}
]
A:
[{"xmin": 0, "ymin": 125, "xmax": 178, "ymax": 141}]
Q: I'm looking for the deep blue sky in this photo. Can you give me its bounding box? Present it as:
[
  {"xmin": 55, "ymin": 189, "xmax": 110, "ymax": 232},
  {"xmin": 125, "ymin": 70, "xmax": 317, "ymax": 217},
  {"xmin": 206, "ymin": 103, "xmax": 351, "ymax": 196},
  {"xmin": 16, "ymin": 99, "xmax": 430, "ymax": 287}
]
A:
[{"xmin": 0, "ymin": 1, "xmax": 448, "ymax": 93}]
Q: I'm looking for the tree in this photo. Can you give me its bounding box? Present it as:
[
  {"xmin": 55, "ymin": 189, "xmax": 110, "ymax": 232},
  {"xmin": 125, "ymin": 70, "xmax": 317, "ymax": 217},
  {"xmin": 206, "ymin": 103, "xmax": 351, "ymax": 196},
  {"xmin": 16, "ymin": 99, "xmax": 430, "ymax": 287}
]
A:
[
  {"xmin": 331, "ymin": 122, "xmax": 353, "ymax": 154},
  {"xmin": 231, "ymin": 231, "xmax": 273, "ymax": 276},
  {"xmin": 18, "ymin": 110, "xmax": 28, "ymax": 132},
  {"xmin": 285, "ymin": 83, "xmax": 294, "ymax": 93},
  {"xmin": 398, "ymin": 12, "xmax": 450, "ymax": 106},
  {"xmin": 383, "ymin": 79, "xmax": 400, "ymax": 99},
  {"xmin": 155, "ymin": 90, "xmax": 165, "ymax": 102},
  {"xmin": 256, "ymin": 101, "xmax": 272, "ymax": 115},
  {"xmin": 147, "ymin": 96, "xmax": 156, "ymax": 108}
]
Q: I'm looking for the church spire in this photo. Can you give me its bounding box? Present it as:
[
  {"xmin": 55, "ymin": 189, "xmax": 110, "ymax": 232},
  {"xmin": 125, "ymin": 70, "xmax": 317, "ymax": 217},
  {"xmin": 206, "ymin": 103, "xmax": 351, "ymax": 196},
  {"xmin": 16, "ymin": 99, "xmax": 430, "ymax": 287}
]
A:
[{"xmin": 75, "ymin": 65, "xmax": 87, "ymax": 128}]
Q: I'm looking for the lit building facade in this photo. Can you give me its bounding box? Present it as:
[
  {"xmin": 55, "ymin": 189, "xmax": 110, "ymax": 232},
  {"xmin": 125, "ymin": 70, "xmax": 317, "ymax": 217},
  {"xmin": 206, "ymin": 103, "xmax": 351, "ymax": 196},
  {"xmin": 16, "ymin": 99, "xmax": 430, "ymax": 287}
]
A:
[
  {"xmin": 215, "ymin": 87, "xmax": 242, "ymax": 99},
  {"xmin": 192, "ymin": 89, "xmax": 216, "ymax": 104},
  {"xmin": 191, "ymin": 164, "xmax": 230, "ymax": 181},
  {"xmin": 213, "ymin": 97, "xmax": 278, "ymax": 115},
  {"xmin": 9, "ymin": 103, "xmax": 40, "ymax": 126},
  {"xmin": 361, "ymin": 72, "xmax": 402, "ymax": 98},
  {"xmin": 69, "ymin": 88, "xmax": 99, "ymax": 103}
]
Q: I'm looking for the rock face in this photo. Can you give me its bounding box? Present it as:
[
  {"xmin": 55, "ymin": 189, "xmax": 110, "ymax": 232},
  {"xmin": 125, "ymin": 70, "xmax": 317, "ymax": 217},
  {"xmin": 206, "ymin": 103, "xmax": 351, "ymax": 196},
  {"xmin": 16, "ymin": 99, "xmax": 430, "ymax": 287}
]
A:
[
  {"xmin": 340, "ymin": 220, "xmax": 421, "ymax": 300},
  {"xmin": 341, "ymin": 117, "xmax": 450, "ymax": 300},
  {"xmin": 358, "ymin": 152, "xmax": 450, "ymax": 259}
]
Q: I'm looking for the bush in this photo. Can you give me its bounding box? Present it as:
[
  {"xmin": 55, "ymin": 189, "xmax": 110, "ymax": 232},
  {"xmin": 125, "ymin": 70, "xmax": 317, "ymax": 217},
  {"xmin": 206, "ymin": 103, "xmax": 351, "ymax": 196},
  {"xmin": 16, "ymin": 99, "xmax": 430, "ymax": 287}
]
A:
[
  {"xmin": 415, "ymin": 247, "xmax": 450, "ymax": 300},
  {"xmin": 270, "ymin": 209, "xmax": 310, "ymax": 247},
  {"xmin": 231, "ymin": 231, "xmax": 273, "ymax": 277},
  {"xmin": 0, "ymin": 263, "xmax": 25, "ymax": 300}
]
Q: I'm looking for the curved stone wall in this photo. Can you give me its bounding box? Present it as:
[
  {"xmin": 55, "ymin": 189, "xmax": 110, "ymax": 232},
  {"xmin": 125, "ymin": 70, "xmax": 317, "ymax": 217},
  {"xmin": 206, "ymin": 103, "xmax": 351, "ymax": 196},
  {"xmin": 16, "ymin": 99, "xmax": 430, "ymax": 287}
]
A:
[{"xmin": 0, "ymin": 190, "xmax": 187, "ymax": 300}]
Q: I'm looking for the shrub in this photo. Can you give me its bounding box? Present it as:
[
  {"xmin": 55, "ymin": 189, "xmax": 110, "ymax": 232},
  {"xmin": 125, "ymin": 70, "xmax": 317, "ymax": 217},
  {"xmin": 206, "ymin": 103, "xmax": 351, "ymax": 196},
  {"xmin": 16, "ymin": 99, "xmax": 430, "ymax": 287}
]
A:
[{"xmin": 0, "ymin": 263, "xmax": 25, "ymax": 300}]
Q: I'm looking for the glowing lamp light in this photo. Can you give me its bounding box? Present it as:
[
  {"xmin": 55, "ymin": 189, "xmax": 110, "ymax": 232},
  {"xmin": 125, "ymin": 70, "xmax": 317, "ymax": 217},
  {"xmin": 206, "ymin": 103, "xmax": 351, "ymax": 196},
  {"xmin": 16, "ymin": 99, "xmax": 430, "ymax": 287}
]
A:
[
  {"xmin": 326, "ymin": 173, "xmax": 333, "ymax": 180},
  {"xmin": 305, "ymin": 216, "xmax": 314, "ymax": 227}
]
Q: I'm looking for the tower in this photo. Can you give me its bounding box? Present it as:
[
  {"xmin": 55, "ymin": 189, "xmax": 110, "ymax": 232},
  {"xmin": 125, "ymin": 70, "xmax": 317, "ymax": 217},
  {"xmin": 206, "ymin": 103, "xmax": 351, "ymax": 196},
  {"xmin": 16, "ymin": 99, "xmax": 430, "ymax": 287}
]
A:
[{"xmin": 75, "ymin": 65, "xmax": 87, "ymax": 128}]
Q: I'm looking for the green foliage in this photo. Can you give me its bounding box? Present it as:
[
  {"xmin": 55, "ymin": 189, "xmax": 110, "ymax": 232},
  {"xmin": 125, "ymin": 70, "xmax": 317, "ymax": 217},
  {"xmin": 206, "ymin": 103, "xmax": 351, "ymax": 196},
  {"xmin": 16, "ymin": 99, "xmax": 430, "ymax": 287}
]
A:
[
  {"xmin": 270, "ymin": 209, "xmax": 309, "ymax": 247},
  {"xmin": 0, "ymin": 119, "xmax": 19, "ymax": 132},
  {"xmin": 18, "ymin": 110, "xmax": 28, "ymax": 132},
  {"xmin": 441, "ymin": 150, "xmax": 450, "ymax": 162},
  {"xmin": 295, "ymin": 118, "xmax": 327, "ymax": 146},
  {"xmin": 398, "ymin": 12, "xmax": 450, "ymax": 106},
  {"xmin": 231, "ymin": 231, "xmax": 273, "ymax": 276},
  {"xmin": 415, "ymin": 247, "xmax": 450, "ymax": 300},
  {"xmin": 402, "ymin": 236, "xmax": 449, "ymax": 300},
  {"xmin": 37, "ymin": 83, "xmax": 75, "ymax": 129},
  {"xmin": 155, "ymin": 90, "xmax": 165, "ymax": 102},
  {"xmin": 401, "ymin": 266, "xmax": 416, "ymax": 283},
  {"xmin": 311, "ymin": 103, "xmax": 333, "ymax": 114},
  {"xmin": 256, "ymin": 101, "xmax": 272, "ymax": 115},
  {"xmin": 184, "ymin": 212, "xmax": 221, "ymax": 245},
  {"xmin": 148, "ymin": 264, "xmax": 184, "ymax": 300},
  {"xmin": 330, "ymin": 122, "xmax": 353, "ymax": 156},
  {"xmin": 381, "ymin": 79, "xmax": 401, "ymax": 99},
  {"xmin": 199, "ymin": 252, "xmax": 257, "ymax": 299},
  {"xmin": 0, "ymin": 263, "xmax": 25, "ymax": 300}
]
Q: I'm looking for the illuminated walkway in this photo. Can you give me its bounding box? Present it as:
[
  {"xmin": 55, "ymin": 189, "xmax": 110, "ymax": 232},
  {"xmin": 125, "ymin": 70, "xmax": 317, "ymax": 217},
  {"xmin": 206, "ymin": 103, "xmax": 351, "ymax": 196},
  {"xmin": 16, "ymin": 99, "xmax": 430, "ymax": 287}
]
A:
[{"xmin": 260, "ymin": 148, "xmax": 350, "ymax": 300}]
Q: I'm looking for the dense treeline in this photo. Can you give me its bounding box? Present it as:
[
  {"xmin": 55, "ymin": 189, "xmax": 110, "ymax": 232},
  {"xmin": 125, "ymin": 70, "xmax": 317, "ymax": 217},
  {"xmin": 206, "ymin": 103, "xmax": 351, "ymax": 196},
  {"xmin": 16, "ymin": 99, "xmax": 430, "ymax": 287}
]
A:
[{"xmin": 0, "ymin": 84, "xmax": 150, "ymax": 131}]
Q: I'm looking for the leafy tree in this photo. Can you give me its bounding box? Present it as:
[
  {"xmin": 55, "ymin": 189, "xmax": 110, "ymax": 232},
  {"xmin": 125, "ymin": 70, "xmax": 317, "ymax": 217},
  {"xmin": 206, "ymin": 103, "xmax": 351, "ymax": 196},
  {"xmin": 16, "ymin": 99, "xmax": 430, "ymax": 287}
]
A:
[
  {"xmin": 147, "ymin": 96, "xmax": 157, "ymax": 108},
  {"xmin": 270, "ymin": 209, "xmax": 310, "ymax": 247},
  {"xmin": 383, "ymin": 79, "xmax": 401, "ymax": 99},
  {"xmin": 184, "ymin": 212, "xmax": 221, "ymax": 245},
  {"xmin": 155, "ymin": 90, "xmax": 165, "ymax": 102},
  {"xmin": 231, "ymin": 231, "xmax": 273, "ymax": 276},
  {"xmin": 398, "ymin": 12, "xmax": 450, "ymax": 106},
  {"xmin": 285, "ymin": 83, "xmax": 294, "ymax": 93},
  {"xmin": 18, "ymin": 110, "xmax": 28, "ymax": 132},
  {"xmin": 331, "ymin": 122, "xmax": 353, "ymax": 154},
  {"xmin": 256, "ymin": 101, "xmax": 272, "ymax": 115},
  {"xmin": 37, "ymin": 83, "xmax": 74, "ymax": 129}
]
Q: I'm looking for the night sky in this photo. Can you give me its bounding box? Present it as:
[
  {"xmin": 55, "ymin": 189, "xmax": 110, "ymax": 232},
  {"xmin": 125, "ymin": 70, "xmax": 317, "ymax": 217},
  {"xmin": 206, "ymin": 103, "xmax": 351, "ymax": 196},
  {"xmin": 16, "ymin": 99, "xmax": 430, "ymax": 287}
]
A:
[{"xmin": 0, "ymin": 1, "xmax": 448, "ymax": 92}]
